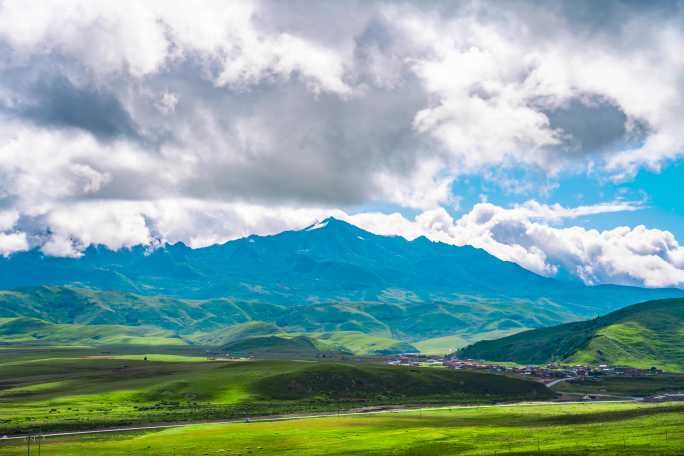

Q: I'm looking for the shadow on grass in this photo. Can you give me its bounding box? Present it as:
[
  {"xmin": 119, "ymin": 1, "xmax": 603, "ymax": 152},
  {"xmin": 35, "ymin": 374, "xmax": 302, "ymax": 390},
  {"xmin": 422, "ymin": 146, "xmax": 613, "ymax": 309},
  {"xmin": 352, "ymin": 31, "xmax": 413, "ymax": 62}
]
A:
[
  {"xmin": 346, "ymin": 404, "xmax": 684, "ymax": 431},
  {"xmin": 536, "ymin": 404, "xmax": 684, "ymax": 426}
]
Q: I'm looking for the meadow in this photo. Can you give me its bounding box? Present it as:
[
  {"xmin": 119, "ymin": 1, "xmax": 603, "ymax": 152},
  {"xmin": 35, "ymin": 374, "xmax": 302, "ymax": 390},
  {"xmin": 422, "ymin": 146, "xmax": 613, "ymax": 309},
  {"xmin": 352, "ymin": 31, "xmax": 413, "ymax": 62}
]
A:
[
  {"xmin": 0, "ymin": 352, "xmax": 551, "ymax": 435},
  {"xmin": 1, "ymin": 402, "xmax": 683, "ymax": 455}
]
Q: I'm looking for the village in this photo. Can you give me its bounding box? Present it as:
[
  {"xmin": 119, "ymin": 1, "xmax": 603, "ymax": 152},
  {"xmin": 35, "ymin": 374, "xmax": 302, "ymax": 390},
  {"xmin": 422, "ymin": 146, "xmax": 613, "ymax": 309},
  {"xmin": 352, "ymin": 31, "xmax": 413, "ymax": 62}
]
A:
[{"xmin": 384, "ymin": 353, "xmax": 665, "ymax": 384}]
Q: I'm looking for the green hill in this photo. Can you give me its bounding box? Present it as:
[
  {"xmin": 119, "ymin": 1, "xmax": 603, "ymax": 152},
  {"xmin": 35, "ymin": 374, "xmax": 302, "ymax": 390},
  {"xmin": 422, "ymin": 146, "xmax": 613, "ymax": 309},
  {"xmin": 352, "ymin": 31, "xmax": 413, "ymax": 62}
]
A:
[
  {"xmin": 313, "ymin": 331, "xmax": 418, "ymax": 355},
  {"xmin": 220, "ymin": 335, "xmax": 350, "ymax": 357},
  {"xmin": 0, "ymin": 316, "xmax": 417, "ymax": 356},
  {"xmin": 0, "ymin": 317, "xmax": 186, "ymax": 346},
  {"xmin": 458, "ymin": 298, "xmax": 684, "ymax": 371},
  {"xmin": 253, "ymin": 363, "xmax": 552, "ymax": 401},
  {"xmin": 190, "ymin": 321, "xmax": 281, "ymax": 346}
]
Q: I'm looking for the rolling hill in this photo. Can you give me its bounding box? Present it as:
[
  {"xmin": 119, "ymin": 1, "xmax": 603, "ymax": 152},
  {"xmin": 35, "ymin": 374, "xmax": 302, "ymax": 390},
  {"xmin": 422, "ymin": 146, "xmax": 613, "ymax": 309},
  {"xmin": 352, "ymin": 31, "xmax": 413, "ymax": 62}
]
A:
[
  {"xmin": 458, "ymin": 298, "xmax": 684, "ymax": 371},
  {"xmin": 0, "ymin": 317, "xmax": 185, "ymax": 346},
  {"xmin": 0, "ymin": 218, "xmax": 682, "ymax": 345},
  {"xmin": 219, "ymin": 335, "xmax": 349, "ymax": 357},
  {"xmin": 0, "ymin": 315, "xmax": 419, "ymax": 356}
]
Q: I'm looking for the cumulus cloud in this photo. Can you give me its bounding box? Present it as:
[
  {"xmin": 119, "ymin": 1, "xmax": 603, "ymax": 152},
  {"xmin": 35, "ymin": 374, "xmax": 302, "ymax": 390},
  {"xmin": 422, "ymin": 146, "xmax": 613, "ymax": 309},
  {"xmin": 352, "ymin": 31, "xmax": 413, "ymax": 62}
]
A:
[
  {"xmin": 346, "ymin": 201, "xmax": 684, "ymax": 289},
  {"xmin": 0, "ymin": 209, "xmax": 29, "ymax": 257},
  {"xmin": 0, "ymin": 232, "xmax": 29, "ymax": 257},
  {"xmin": 0, "ymin": 1, "xmax": 683, "ymax": 288},
  {"xmin": 1, "ymin": 0, "xmax": 683, "ymax": 210}
]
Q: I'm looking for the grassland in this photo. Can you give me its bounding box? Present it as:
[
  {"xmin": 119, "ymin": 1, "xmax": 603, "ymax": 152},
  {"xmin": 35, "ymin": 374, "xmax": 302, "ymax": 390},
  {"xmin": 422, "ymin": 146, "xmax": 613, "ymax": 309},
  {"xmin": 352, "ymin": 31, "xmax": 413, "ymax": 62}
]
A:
[
  {"xmin": 0, "ymin": 355, "xmax": 551, "ymax": 435},
  {"xmin": 1, "ymin": 402, "xmax": 683, "ymax": 455}
]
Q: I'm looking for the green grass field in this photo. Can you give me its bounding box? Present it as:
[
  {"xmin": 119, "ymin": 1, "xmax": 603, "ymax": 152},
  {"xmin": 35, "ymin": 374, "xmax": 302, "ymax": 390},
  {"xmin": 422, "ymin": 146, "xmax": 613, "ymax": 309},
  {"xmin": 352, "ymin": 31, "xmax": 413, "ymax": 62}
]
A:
[
  {"xmin": 0, "ymin": 355, "xmax": 551, "ymax": 435},
  {"xmin": 1, "ymin": 402, "xmax": 683, "ymax": 455}
]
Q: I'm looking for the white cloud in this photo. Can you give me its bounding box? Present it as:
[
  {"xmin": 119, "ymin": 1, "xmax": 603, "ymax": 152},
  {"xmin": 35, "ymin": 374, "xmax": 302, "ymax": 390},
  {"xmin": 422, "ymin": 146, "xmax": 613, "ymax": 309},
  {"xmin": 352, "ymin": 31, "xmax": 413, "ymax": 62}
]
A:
[
  {"xmin": 0, "ymin": 232, "xmax": 29, "ymax": 257},
  {"xmin": 373, "ymin": 158, "xmax": 455, "ymax": 210},
  {"xmin": 0, "ymin": 0, "xmax": 351, "ymax": 94},
  {"xmin": 347, "ymin": 201, "xmax": 684, "ymax": 289},
  {"xmin": 384, "ymin": 4, "xmax": 684, "ymax": 175},
  {"xmin": 0, "ymin": 210, "xmax": 20, "ymax": 231},
  {"xmin": 0, "ymin": 210, "xmax": 28, "ymax": 257}
]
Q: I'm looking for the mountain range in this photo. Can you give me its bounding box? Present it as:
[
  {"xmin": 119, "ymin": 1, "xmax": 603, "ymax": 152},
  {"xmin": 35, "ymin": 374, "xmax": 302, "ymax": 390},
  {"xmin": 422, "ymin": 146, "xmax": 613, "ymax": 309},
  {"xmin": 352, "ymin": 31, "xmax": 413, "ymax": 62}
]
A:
[{"xmin": 1, "ymin": 217, "xmax": 682, "ymax": 350}]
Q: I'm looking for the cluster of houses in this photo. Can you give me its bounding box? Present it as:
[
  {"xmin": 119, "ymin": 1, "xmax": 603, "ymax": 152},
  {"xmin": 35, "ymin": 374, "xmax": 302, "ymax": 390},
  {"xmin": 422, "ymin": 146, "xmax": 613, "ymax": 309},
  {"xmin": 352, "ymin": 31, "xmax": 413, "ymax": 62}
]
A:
[{"xmin": 384, "ymin": 354, "xmax": 664, "ymax": 383}]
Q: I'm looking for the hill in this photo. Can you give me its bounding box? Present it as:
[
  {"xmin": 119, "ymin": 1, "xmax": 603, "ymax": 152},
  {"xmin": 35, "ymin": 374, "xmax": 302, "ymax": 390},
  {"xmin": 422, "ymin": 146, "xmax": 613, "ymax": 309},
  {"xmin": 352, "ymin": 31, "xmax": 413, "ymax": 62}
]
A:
[
  {"xmin": 0, "ymin": 218, "xmax": 682, "ymax": 344},
  {"xmin": 190, "ymin": 321, "xmax": 281, "ymax": 346},
  {"xmin": 253, "ymin": 363, "xmax": 552, "ymax": 400},
  {"xmin": 0, "ymin": 317, "xmax": 185, "ymax": 346},
  {"xmin": 313, "ymin": 331, "xmax": 418, "ymax": 355},
  {"xmin": 458, "ymin": 298, "xmax": 684, "ymax": 371},
  {"xmin": 220, "ymin": 335, "xmax": 349, "ymax": 357},
  {"xmin": 0, "ymin": 314, "xmax": 419, "ymax": 355}
]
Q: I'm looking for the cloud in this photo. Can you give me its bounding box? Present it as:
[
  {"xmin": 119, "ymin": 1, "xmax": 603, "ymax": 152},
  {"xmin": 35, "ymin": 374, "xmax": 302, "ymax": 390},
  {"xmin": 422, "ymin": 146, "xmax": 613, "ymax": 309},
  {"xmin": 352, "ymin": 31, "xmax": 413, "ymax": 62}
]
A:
[
  {"xmin": 0, "ymin": 232, "xmax": 28, "ymax": 257},
  {"xmin": 2, "ymin": 74, "xmax": 140, "ymax": 140},
  {"xmin": 0, "ymin": 0, "xmax": 682, "ymax": 211},
  {"xmin": 387, "ymin": 2, "xmax": 684, "ymax": 174},
  {"xmin": 0, "ymin": 1, "xmax": 683, "ymax": 288},
  {"xmin": 346, "ymin": 201, "xmax": 684, "ymax": 289}
]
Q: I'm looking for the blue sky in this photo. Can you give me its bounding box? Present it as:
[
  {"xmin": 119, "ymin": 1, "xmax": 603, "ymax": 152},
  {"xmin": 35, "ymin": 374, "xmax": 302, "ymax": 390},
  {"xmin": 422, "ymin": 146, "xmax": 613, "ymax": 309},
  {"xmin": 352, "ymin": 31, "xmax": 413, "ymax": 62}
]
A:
[
  {"xmin": 450, "ymin": 163, "xmax": 684, "ymax": 240},
  {"xmin": 0, "ymin": 0, "xmax": 683, "ymax": 288}
]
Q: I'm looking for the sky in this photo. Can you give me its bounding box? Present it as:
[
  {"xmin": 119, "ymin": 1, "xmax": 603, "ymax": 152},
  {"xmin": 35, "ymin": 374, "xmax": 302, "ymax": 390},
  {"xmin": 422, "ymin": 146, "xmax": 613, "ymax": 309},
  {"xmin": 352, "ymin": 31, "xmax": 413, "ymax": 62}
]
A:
[{"xmin": 1, "ymin": 0, "xmax": 684, "ymax": 288}]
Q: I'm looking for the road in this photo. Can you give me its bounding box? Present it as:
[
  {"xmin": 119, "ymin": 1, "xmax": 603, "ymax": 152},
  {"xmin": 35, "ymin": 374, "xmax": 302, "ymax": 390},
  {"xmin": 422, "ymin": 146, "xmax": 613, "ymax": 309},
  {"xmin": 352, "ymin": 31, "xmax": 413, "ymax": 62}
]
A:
[
  {"xmin": 545, "ymin": 376, "xmax": 578, "ymax": 388},
  {"xmin": 0, "ymin": 399, "xmax": 635, "ymax": 441}
]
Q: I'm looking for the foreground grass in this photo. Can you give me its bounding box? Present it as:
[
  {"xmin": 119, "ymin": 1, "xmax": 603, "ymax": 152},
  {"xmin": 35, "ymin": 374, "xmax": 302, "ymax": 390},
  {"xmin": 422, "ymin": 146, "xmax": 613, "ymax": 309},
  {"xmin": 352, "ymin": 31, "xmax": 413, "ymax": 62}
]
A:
[
  {"xmin": 1, "ymin": 402, "xmax": 683, "ymax": 455},
  {"xmin": 0, "ymin": 356, "xmax": 551, "ymax": 435}
]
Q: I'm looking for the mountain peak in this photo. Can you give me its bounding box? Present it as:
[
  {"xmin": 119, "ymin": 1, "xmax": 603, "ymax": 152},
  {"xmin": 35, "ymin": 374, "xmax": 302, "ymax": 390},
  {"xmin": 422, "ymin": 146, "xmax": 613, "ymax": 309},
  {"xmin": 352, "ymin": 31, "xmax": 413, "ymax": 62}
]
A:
[{"xmin": 303, "ymin": 216, "xmax": 355, "ymax": 232}]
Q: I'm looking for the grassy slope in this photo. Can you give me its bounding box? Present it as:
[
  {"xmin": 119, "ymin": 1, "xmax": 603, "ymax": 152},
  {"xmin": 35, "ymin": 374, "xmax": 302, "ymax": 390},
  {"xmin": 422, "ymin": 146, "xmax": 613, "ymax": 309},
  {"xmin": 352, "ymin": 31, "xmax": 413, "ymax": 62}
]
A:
[
  {"xmin": 0, "ymin": 356, "xmax": 551, "ymax": 434},
  {"xmin": 310, "ymin": 331, "xmax": 418, "ymax": 355},
  {"xmin": 254, "ymin": 363, "xmax": 549, "ymax": 400},
  {"xmin": 0, "ymin": 316, "xmax": 417, "ymax": 356},
  {"xmin": 219, "ymin": 335, "xmax": 349, "ymax": 356},
  {"xmin": 1, "ymin": 403, "xmax": 683, "ymax": 455},
  {"xmin": 189, "ymin": 321, "xmax": 280, "ymax": 345},
  {"xmin": 415, "ymin": 328, "xmax": 525, "ymax": 354},
  {"xmin": 0, "ymin": 317, "xmax": 186, "ymax": 346},
  {"xmin": 459, "ymin": 298, "xmax": 684, "ymax": 371}
]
